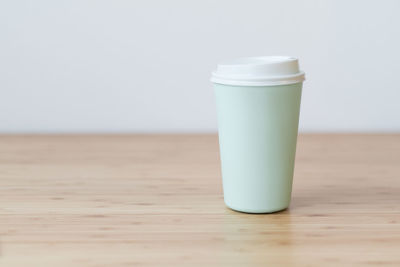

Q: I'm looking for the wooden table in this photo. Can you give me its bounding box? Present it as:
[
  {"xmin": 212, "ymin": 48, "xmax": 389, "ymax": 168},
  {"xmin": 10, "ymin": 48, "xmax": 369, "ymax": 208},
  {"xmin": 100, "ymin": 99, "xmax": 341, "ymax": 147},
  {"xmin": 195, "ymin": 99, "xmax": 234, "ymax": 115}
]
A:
[{"xmin": 1, "ymin": 134, "xmax": 400, "ymax": 266}]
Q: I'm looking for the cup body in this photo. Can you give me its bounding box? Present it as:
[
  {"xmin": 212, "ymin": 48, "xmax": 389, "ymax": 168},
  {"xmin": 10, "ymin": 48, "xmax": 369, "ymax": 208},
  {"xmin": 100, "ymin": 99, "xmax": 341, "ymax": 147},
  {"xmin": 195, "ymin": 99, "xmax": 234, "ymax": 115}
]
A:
[{"xmin": 214, "ymin": 82, "xmax": 302, "ymax": 213}]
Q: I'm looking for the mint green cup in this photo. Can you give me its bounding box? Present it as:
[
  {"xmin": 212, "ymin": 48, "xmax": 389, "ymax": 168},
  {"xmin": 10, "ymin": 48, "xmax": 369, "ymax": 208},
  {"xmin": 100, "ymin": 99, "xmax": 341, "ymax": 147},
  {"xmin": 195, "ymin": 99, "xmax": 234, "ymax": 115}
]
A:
[{"xmin": 211, "ymin": 56, "xmax": 305, "ymax": 213}]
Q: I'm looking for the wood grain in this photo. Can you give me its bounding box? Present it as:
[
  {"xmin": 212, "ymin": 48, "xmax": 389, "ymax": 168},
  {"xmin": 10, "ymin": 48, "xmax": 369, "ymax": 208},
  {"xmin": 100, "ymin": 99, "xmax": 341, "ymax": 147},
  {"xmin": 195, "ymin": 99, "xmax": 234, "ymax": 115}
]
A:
[{"xmin": 0, "ymin": 134, "xmax": 399, "ymax": 266}]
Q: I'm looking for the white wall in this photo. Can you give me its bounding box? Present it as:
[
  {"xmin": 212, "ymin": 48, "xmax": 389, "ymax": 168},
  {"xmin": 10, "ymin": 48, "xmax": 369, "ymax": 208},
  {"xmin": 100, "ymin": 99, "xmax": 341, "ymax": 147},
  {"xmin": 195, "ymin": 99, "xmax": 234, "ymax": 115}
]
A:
[{"xmin": 1, "ymin": 0, "xmax": 400, "ymax": 133}]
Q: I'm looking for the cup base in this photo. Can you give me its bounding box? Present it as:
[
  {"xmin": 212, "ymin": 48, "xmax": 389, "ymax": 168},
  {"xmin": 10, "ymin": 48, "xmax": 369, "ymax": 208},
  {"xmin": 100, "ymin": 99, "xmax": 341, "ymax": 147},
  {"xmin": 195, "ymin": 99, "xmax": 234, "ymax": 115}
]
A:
[{"xmin": 225, "ymin": 201, "xmax": 289, "ymax": 214}]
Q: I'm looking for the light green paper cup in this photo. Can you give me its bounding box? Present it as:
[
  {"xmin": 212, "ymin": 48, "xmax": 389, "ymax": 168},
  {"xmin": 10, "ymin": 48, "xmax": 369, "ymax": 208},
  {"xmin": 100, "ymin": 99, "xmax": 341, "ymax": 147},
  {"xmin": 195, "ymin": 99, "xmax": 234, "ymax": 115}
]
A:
[{"xmin": 211, "ymin": 56, "xmax": 305, "ymax": 213}]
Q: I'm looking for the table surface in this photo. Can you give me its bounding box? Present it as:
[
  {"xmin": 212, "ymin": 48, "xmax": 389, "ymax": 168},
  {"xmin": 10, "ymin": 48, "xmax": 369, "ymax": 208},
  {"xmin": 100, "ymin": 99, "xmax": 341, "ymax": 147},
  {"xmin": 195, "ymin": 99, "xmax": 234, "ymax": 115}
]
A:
[{"xmin": 1, "ymin": 134, "xmax": 400, "ymax": 266}]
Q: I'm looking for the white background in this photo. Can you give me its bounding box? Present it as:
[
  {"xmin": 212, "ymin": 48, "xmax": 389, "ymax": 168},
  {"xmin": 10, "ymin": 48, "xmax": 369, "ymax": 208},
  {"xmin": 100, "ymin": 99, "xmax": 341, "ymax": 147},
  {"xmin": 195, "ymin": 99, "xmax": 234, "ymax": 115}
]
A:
[{"xmin": 1, "ymin": 0, "xmax": 400, "ymax": 133}]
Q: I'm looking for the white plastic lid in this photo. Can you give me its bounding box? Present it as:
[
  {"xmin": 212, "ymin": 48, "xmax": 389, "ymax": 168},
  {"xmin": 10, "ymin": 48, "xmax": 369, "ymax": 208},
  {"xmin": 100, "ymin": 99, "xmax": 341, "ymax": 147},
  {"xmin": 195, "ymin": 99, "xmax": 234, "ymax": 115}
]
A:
[{"xmin": 211, "ymin": 56, "xmax": 305, "ymax": 86}]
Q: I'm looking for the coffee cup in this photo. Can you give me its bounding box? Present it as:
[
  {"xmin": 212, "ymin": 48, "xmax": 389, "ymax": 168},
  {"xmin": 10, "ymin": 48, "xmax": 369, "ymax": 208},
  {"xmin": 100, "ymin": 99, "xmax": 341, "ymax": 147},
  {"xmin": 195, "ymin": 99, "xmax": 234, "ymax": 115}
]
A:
[{"xmin": 211, "ymin": 56, "xmax": 305, "ymax": 213}]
